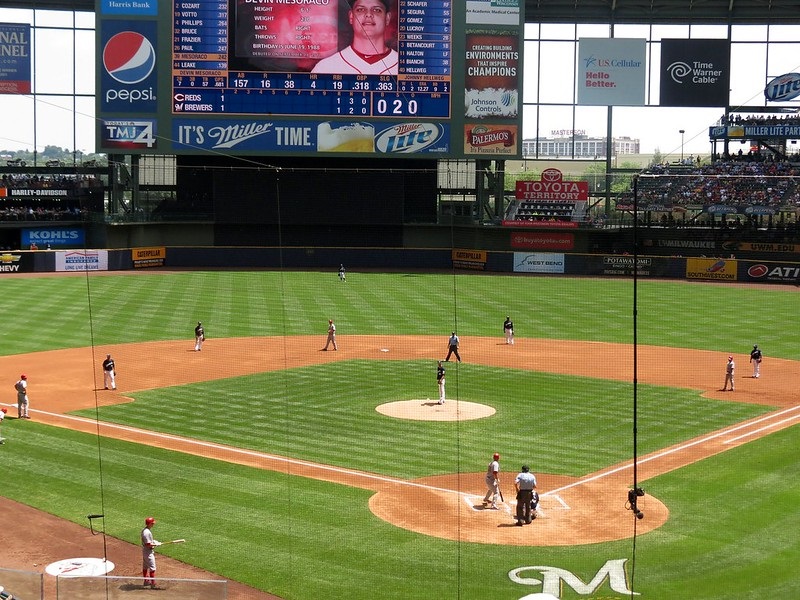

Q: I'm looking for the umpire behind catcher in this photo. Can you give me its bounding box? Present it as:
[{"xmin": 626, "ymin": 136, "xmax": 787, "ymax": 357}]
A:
[{"xmin": 514, "ymin": 465, "xmax": 537, "ymax": 526}]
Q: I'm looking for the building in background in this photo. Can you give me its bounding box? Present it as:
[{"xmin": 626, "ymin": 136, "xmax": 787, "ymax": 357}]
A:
[{"xmin": 522, "ymin": 134, "xmax": 640, "ymax": 159}]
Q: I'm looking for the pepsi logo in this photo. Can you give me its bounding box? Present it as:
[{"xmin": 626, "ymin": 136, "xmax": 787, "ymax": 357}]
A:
[
  {"xmin": 748, "ymin": 264, "xmax": 769, "ymax": 278},
  {"xmin": 103, "ymin": 31, "xmax": 156, "ymax": 85}
]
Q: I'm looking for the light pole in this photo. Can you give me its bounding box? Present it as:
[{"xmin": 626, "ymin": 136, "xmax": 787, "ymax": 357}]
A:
[{"xmin": 679, "ymin": 129, "xmax": 685, "ymax": 163}]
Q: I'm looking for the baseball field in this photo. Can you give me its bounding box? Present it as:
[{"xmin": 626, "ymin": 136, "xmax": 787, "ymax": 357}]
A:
[{"xmin": 1, "ymin": 270, "xmax": 799, "ymax": 599}]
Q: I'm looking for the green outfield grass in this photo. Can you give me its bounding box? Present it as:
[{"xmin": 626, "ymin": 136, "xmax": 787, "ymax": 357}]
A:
[{"xmin": 0, "ymin": 271, "xmax": 798, "ymax": 599}]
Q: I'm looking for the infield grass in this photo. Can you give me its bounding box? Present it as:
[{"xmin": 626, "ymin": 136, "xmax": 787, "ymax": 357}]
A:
[{"xmin": 0, "ymin": 271, "xmax": 798, "ymax": 599}]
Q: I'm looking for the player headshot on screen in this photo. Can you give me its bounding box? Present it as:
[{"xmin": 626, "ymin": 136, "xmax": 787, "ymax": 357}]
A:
[{"xmin": 312, "ymin": 0, "xmax": 398, "ymax": 75}]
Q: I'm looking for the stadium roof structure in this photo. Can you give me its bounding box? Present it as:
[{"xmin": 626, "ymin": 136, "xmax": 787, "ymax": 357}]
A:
[{"xmin": 7, "ymin": 0, "xmax": 800, "ymax": 24}]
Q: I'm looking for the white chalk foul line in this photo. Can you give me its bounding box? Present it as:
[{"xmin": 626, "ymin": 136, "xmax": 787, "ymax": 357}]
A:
[
  {"xmin": 9, "ymin": 403, "xmax": 799, "ymax": 503},
  {"xmin": 13, "ymin": 407, "xmax": 464, "ymax": 495},
  {"xmin": 546, "ymin": 404, "xmax": 800, "ymax": 496}
]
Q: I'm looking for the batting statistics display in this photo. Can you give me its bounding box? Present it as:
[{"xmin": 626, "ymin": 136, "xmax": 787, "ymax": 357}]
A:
[
  {"xmin": 97, "ymin": 0, "xmax": 524, "ymax": 158},
  {"xmin": 173, "ymin": 0, "xmax": 451, "ymax": 118}
]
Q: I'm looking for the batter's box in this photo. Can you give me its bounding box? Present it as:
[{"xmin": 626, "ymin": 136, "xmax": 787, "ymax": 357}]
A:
[
  {"xmin": 463, "ymin": 493, "xmax": 569, "ymax": 516},
  {"xmin": 464, "ymin": 494, "xmax": 514, "ymax": 515}
]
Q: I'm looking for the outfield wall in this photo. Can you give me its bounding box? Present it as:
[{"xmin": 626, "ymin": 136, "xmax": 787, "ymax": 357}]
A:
[{"xmin": 10, "ymin": 246, "xmax": 800, "ymax": 285}]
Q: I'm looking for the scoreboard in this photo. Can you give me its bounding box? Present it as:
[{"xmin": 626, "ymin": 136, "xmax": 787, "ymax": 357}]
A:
[
  {"xmin": 97, "ymin": 0, "xmax": 523, "ymax": 159},
  {"xmin": 172, "ymin": 0, "xmax": 451, "ymax": 119}
]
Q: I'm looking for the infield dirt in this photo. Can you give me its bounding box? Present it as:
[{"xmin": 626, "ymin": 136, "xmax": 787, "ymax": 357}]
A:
[{"xmin": 2, "ymin": 334, "xmax": 797, "ymax": 598}]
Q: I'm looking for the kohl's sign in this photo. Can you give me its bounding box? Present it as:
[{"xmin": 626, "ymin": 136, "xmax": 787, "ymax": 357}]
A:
[{"xmin": 22, "ymin": 228, "xmax": 85, "ymax": 248}]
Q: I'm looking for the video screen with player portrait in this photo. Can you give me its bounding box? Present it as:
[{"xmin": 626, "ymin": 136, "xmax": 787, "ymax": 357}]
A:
[{"xmin": 233, "ymin": 0, "xmax": 398, "ymax": 75}]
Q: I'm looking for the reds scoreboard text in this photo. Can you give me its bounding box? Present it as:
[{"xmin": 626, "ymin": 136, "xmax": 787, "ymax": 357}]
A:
[
  {"xmin": 97, "ymin": 0, "xmax": 523, "ymax": 158},
  {"xmin": 172, "ymin": 0, "xmax": 451, "ymax": 118}
]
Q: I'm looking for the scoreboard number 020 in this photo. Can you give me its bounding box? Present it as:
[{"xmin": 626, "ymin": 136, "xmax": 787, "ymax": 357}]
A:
[{"xmin": 376, "ymin": 97, "xmax": 419, "ymax": 116}]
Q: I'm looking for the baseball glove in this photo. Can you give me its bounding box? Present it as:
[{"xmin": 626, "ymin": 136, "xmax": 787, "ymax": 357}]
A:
[{"xmin": 201, "ymin": 335, "xmax": 206, "ymax": 341}]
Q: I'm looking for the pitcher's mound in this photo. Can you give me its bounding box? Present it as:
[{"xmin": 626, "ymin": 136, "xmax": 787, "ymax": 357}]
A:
[{"xmin": 376, "ymin": 400, "xmax": 495, "ymax": 421}]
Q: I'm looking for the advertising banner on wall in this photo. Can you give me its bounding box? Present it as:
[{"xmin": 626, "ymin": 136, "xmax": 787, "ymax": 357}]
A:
[
  {"xmin": 686, "ymin": 257, "xmax": 737, "ymax": 281},
  {"xmin": 741, "ymin": 261, "xmax": 800, "ymax": 284},
  {"xmin": 0, "ymin": 251, "xmax": 32, "ymax": 273},
  {"xmin": 659, "ymin": 39, "xmax": 730, "ymax": 107},
  {"xmin": 577, "ymin": 38, "xmax": 646, "ymax": 106},
  {"xmin": 464, "ymin": 32, "xmax": 520, "ymax": 119},
  {"xmin": 22, "ymin": 228, "xmax": 85, "ymax": 248},
  {"xmin": 56, "ymin": 250, "xmax": 109, "ymax": 272},
  {"xmin": 512, "ymin": 252, "xmax": 565, "ymax": 273},
  {"xmin": 0, "ymin": 23, "xmax": 31, "ymax": 94},
  {"xmin": 452, "ymin": 249, "xmax": 487, "ymax": 270},
  {"xmin": 511, "ymin": 232, "xmax": 574, "ymax": 250},
  {"xmin": 132, "ymin": 247, "xmax": 166, "ymax": 268}
]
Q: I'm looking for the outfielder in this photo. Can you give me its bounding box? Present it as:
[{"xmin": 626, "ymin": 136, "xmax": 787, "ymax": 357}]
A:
[
  {"xmin": 194, "ymin": 322, "xmax": 205, "ymax": 351},
  {"xmin": 0, "ymin": 407, "xmax": 6, "ymax": 443},
  {"xmin": 436, "ymin": 361, "xmax": 445, "ymax": 404},
  {"xmin": 141, "ymin": 516, "xmax": 161, "ymax": 588},
  {"xmin": 723, "ymin": 355, "xmax": 735, "ymax": 391},
  {"xmin": 14, "ymin": 374, "xmax": 29, "ymax": 419},
  {"xmin": 482, "ymin": 453, "xmax": 501, "ymax": 509},
  {"xmin": 503, "ymin": 316, "xmax": 514, "ymax": 345},
  {"xmin": 102, "ymin": 354, "xmax": 117, "ymax": 390},
  {"xmin": 750, "ymin": 344, "xmax": 762, "ymax": 378}
]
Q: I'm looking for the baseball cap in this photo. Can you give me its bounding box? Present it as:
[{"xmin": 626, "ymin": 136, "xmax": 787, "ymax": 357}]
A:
[
  {"xmin": 493, "ymin": 452, "xmax": 500, "ymax": 460},
  {"xmin": 521, "ymin": 465, "xmax": 530, "ymax": 472},
  {"xmin": 728, "ymin": 355, "xmax": 733, "ymax": 360},
  {"xmin": 20, "ymin": 374, "xmax": 26, "ymax": 380},
  {"xmin": 1, "ymin": 408, "xmax": 7, "ymax": 413},
  {"xmin": 145, "ymin": 516, "xmax": 156, "ymax": 525}
]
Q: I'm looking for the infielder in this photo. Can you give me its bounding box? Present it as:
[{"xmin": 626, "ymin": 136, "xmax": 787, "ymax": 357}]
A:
[
  {"xmin": 436, "ymin": 361, "xmax": 446, "ymax": 404},
  {"xmin": 194, "ymin": 321, "xmax": 205, "ymax": 351},
  {"xmin": 750, "ymin": 344, "xmax": 762, "ymax": 378},
  {"xmin": 323, "ymin": 319, "xmax": 337, "ymax": 351},
  {"xmin": 14, "ymin": 374, "xmax": 29, "ymax": 419},
  {"xmin": 503, "ymin": 316, "xmax": 514, "ymax": 345},
  {"xmin": 482, "ymin": 453, "xmax": 501, "ymax": 509},
  {"xmin": 723, "ymin": 355, "xmax": 735, "ymax": 391},
  {"xmin": 102, "ymin": 354, "xmax": 117, "ymax": 390},
  {"xmin": 141, "ymin": 516, "xmax": 161, "ymax": 588}
]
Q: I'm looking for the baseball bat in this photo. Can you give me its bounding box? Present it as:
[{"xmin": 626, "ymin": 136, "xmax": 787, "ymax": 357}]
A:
[
  {"xmin": 161, "ymin": 539, "xmax": 186, "ymax": 545},
  {"xmin": 498, "ymin": 488, "xmax": 504, "ymax": 503}
]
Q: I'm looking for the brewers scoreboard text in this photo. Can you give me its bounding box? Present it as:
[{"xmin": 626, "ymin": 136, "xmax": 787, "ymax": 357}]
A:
[
  {"xmin": 98, "ymin": 0, "xmax": 524, "ymax": 158},
  {"xmin": 172, "ymin": 0, "xmax": 451, "ymax": 118}
]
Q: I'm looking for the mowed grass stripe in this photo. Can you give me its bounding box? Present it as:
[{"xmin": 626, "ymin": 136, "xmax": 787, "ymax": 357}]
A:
[
  {"xmin": 2, "ymin": 272, "xmax": 799, "ymax": 357},
  {"xmin": 76, "ymin": 361, "xmax": 769, "ymax": 479}
]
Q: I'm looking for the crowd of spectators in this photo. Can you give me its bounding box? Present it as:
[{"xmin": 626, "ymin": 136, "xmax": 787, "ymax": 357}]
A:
[
  {"xmin": 716, "ymin": 112, "xmax": 800, "ymax": 127},
  {"xmin": 0, "ymin": 204, "xmax": 85, "ymax": 221},
  {"xmin": 0, "ymin": 173, "xmax": 102, "ymax": 190},
  {"xmin": 637, "ymin": 156, "xmax": 800, "ymax": 210},
  {"xmin": 0, "ymin": 173, "xmax": 99, "ymax": 222}
]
